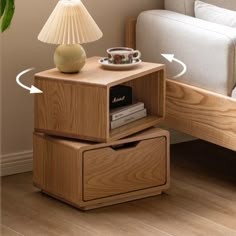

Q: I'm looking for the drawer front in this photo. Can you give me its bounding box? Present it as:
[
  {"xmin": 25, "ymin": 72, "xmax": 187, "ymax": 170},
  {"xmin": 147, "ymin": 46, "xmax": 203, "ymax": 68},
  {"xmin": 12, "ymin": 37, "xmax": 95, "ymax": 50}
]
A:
[{"xmin": 83, "ymin": 137, "xmax": 167, "ymax": 201}]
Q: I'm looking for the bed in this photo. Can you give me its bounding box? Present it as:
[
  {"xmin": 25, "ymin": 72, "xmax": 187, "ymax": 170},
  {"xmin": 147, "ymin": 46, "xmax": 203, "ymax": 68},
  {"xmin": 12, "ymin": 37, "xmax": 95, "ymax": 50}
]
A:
[{"xmin": 126, "ymin": 0, "xmax": 236, "ymax": 151}]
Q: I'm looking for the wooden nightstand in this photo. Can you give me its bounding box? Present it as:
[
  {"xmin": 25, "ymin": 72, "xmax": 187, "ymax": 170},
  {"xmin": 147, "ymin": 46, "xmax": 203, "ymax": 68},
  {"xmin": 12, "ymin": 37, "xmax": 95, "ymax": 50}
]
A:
[
  {"xmin": 34, "ymin": 57, "xmax": 166, "ymax": 142},
  {"xmin": 33, "ymin": 57, "xmax": 169, "ymax": 210},
  {"xmin": 33, "ymin": 128, "xmax": 170, "ymax": 210}
]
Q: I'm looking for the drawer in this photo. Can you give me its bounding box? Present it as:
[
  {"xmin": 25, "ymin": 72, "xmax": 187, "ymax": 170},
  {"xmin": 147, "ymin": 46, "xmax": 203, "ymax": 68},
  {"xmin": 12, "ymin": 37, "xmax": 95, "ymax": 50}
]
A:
[
  {"xmin": 83, "ymin": 137, "xmax": 167, "ymax": 201},
  {"xmin": 33, "ymin": 128, "xmax": 170, "ymax": 210}
]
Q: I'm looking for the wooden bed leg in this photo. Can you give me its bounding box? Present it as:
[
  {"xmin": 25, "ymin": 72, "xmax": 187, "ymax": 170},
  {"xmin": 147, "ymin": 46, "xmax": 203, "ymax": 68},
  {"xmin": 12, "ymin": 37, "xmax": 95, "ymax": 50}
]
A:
[{"xmin": 125, "ymin": 18, "xmax": 137, "ymax": 49}]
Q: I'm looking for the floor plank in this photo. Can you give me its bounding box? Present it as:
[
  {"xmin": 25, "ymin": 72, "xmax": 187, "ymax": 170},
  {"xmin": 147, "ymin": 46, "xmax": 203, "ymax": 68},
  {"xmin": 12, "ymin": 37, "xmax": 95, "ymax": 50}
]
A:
[
  {"xmin": 1, "ymin": 140, "xmax": 236, "ymax": 236},
  {"xmin": 1, "ymin": 225, "xmax": 23, "ymax": 236}
]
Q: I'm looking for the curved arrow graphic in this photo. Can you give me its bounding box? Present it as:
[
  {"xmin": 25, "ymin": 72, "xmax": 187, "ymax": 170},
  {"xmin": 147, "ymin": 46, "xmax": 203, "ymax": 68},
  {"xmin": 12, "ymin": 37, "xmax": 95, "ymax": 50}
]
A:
[
  {"xmin": 16, "ymin": 68, "xmax": 43, "ymax": 94},
  {"xmin": 161, "ymin": 54, "xmax": 187, "ymax": 79}
]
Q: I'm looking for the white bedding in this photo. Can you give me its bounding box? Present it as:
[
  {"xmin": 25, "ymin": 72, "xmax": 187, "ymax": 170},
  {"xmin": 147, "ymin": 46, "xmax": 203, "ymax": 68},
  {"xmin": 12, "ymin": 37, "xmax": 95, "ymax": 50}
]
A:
[
  {"xmin": 136, "ymin": 10, "xmax": 236, "ymax": 96},
  {"xmin": 164, "ymin": 0, "xmax": 236, "ymax": 17},
  {"xmin": 232, "ymin": 87, "xmax": 236, "ymax": 98}
]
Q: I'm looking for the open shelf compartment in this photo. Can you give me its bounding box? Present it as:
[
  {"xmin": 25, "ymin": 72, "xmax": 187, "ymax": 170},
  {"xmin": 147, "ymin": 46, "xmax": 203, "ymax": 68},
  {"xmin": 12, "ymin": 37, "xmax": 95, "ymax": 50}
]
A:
[
  {"xmin": 34, "ymin": 57, "xmax": 165, "ymax": 143},
  {"xmin": 108, "ymin": 70, "xmax": 165, "ymax": 141}
]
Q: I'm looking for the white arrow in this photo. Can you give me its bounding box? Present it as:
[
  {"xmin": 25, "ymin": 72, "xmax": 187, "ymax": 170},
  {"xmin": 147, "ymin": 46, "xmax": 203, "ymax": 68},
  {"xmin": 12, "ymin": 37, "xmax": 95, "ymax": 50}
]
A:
[
  {"xmin": 16, "ymin": 68, "xmax": 43, "ymax": 94},
  {"xmin": 161, "ymin": 54, "xmax": 187, "ymax": 79}
]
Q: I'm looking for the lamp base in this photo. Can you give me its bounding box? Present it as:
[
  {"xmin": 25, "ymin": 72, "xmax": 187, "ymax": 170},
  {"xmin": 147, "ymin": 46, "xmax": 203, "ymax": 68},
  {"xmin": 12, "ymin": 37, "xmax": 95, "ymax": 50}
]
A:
[{"xmin": 54, "ymin": 44, "xmax": 86, "ymax": 73}]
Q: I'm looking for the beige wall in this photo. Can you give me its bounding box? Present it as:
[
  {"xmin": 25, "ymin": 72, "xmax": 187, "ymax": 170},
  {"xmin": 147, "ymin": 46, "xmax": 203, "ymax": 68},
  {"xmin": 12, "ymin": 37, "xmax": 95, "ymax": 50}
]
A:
[
  {"xmin": 1, "ymin": 0, "xmax": 163, "ymax": 156},
  {"xmin": 83, "ymin": 0, "xmax": 163, "ymax": 56}
]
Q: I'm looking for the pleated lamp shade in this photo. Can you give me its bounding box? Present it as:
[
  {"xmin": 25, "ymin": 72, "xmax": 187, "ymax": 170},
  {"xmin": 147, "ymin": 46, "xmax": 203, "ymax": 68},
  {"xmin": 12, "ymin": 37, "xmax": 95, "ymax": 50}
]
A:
[
  {"xmin": 38, "ymin": 0, "xmax": 103, "ymax": 73},
  {"xmin": 38, "ymin": 0, "xmax": 103, "ymax": 44}
]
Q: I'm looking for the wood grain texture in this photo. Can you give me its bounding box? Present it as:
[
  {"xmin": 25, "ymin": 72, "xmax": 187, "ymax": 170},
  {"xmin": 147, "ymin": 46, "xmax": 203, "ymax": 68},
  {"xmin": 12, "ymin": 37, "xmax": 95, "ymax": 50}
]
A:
[
  {"xmin": 165, "ymin": 79, "xmax": 236, "ymax": 151},
  {"xmin": 109, "ymin": 115, "xmax": 163, "ymax": 141},
  {"xmin": 1, "ymin": 225, "xmax": 21, "ymax": 236},
  {"xmin": 34, "ymin": 78, "xmax": 108, "ymax": 142},
  {"xmin": 34, "ymin": 57, "xmax": 165, "ymax": 142},
  {"xmin": 125, "ymin": 18, "xmax": 137, "ymax": 49},
  {"xmin": 83, "ymin": 137, "xmax": 166, "ymax": 201},
  {"xmin": 33, "ymin": 133, "xmax": 82, "ymax": 204},
  {"xmin": 33, "ymin": 128, "xmax": 170, "ymax": 210},
  {"xmin": 2, "ymin": 140, "xmax": 236, "ymax": 236},
  {"xmin": 35, "ymin": 57, "xmax": 164, "ymax": 86},
  {"xmin": 125, "ymin": 71, "xmax": 165, "ymax": 117},
  {"xmin": 126, "ymin": 18, "xmax": 137, "ymax": 49},
  {"xmin": 33, "ymin": 134, "xmax": 46, "ymax": 189}
]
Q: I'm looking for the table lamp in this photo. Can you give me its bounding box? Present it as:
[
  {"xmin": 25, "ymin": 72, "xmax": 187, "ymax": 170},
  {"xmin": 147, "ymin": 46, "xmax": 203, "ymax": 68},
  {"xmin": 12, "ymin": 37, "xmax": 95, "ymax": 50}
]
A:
[{"xmin": 38, "ymin": 0, "xmax": 103, "ymax": 73}]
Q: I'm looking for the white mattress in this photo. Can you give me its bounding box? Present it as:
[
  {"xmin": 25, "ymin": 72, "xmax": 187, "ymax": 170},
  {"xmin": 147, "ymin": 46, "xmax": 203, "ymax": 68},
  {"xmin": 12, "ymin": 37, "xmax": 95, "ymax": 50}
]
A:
[
  {"xmin": 136, "ymin": 10, "xmax": 236, "ymax": 96},
  {"xmin": 232, "ymin": 87, "xmax": 236, "ymax": 98}
]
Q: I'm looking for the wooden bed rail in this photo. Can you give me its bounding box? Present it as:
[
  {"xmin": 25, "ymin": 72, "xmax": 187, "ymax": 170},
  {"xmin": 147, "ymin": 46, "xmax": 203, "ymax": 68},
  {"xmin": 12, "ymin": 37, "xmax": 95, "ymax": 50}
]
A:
[
  {"xmin": 165, "ymin": 79, "xmax": 236, "ymax": 151},
  {"xmin": 125, "ymin": 17, "xmax": 236, "ymax": 151},
  {"xmin": 125, "ymin": 18, "xmax": 137, "ymax": 49}
]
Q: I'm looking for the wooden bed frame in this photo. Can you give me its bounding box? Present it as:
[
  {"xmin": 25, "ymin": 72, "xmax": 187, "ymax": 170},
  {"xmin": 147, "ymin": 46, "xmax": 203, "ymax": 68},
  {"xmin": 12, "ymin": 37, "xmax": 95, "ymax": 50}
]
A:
[{"xmin": 126, "ymin": 18, "xmax": 236, "ymax": 151}]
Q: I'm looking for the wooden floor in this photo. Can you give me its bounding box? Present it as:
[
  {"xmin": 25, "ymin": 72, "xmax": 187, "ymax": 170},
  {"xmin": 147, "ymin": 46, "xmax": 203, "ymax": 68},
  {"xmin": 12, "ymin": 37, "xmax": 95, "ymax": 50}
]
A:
[{"xmin": 1, "ymin": 140, "xmax": 236, "ymax": 236}]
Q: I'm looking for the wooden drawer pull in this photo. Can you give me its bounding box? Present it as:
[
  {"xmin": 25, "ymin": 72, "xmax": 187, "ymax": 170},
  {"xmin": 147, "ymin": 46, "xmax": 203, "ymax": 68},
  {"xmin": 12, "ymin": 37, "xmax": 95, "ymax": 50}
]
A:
[{"xmin": 110, "ymin": 141, "xmax": 140, "ymax": 151}]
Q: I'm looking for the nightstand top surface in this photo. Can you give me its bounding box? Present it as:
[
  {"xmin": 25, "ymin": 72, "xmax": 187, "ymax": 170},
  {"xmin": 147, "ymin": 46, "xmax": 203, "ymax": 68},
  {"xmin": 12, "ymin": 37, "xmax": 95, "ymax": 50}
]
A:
[{"xmin": 35, "ymin": 57, "xmax": 165, "ymax": 87}]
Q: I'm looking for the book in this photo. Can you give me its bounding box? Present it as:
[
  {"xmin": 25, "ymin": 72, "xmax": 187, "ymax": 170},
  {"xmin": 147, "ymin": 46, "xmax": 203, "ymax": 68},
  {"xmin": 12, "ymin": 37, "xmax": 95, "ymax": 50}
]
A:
[
  {"xmin": 110, "ymin": 102, "xmax": 145, "ymax": 121},
  {"xmin": 110, "ymin": 108, "xmax": 147, "ymax": 130}
]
